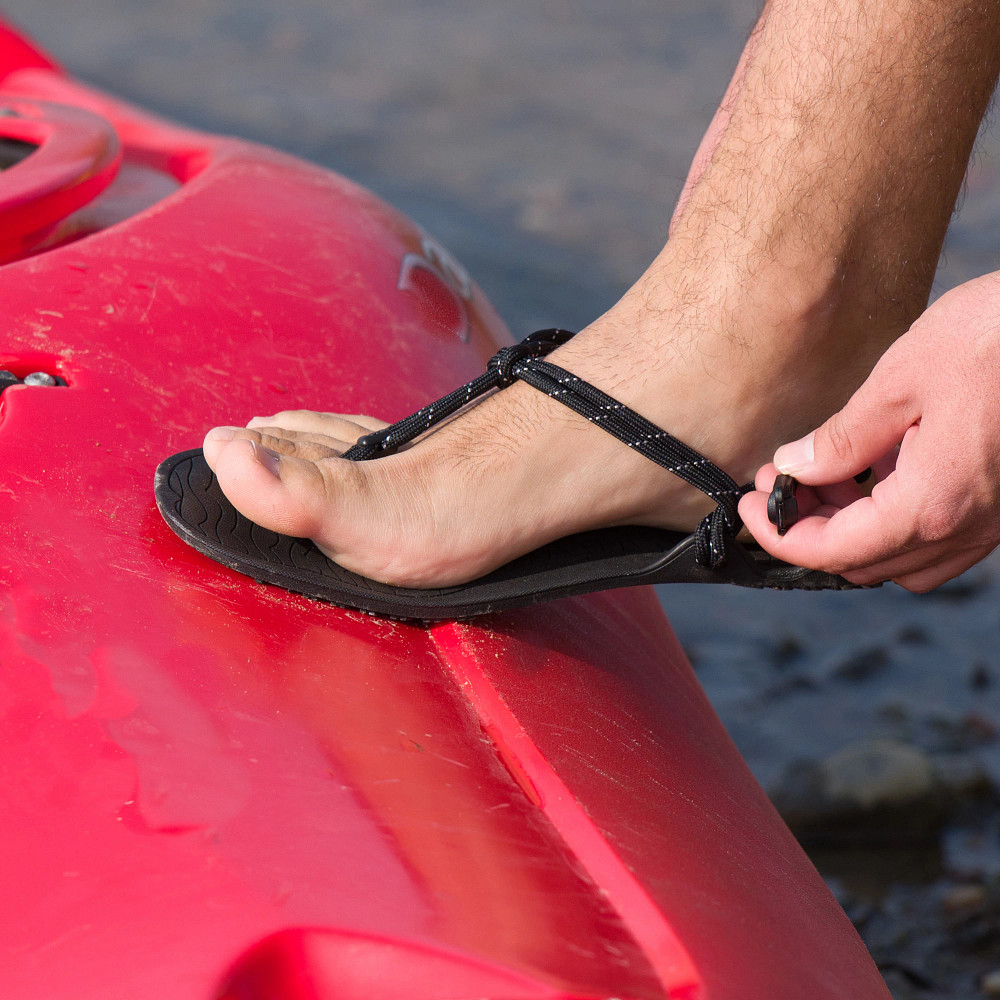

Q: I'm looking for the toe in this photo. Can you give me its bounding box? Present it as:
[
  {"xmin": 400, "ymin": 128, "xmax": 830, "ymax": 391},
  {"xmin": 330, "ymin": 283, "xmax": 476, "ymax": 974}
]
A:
[
  {"xmin": 204, "ymin": 426, "xmax": 241, "ymax": 470},
  {"xmin": 247, "ymin": 410, "xmax": 388, "ymax": 441},
  {"xmin": 211, "ymin": 436, "xmax": 338, "ymax": 542},
  {"xmin": 248, "ymin": 428, "xmax": 343, "ymax": 461},
  {"xmin": 204, "ymin": 425, "xmax": 347, "ymax": 467}
]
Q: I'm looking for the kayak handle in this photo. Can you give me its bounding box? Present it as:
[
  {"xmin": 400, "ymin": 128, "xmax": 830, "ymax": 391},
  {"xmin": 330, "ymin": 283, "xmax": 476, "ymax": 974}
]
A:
[{"xmin": 0, "ymin": 97, "xmax": 121, "ymax": 264}]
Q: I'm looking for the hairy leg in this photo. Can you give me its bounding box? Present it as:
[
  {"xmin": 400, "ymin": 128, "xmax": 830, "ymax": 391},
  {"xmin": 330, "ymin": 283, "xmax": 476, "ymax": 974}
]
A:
[{"xmin": 205, "ymin": 0, "xmax": 1000, "ymax": 587}]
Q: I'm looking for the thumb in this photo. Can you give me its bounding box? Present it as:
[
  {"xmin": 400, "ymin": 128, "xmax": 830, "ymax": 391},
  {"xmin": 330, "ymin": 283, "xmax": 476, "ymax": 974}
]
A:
[{"xmin": 772, "ymin": 369, "xmax": 915, "ymax": 486}]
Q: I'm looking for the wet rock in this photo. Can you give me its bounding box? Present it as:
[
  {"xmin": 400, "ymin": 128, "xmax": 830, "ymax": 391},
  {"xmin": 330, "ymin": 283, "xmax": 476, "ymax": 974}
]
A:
[
  {"xmin": 823, "ymin": 740, "xmax": 938, "ymax": 808},
  {"xmin": 832, "ymin": 646, "xmax": 889, "ymax": 682},
  {"xmin": 772, "ymin": 633, "xmax": 803, "ymax": 664},
  {"xmin": 771, "ymin": 739, "xmax": 948, "ymax": 845},
  {"xmin": 897, "ymin": 624, "xmax": 929, "ymax": 645},
  {"xmin": 963, "ymin": 714, "xmax": 999, "ymax": 746},
  {"xmin": 941, "ymin": 883, "xmax": 988, "ymax": 916},
  {"xmin": 760, "ymin": 672, "xmax": 817, "ymax": 702},
  {"xmin": 859, "ymin": 874, "xmax": 1000, "ymax": 999},
  {"xmin": 878, "ymin": 702, "xmax": 913, "ymax": 742},
  {"xmin": 970, "ymin": 663, "xmax": 993, "ymax": 691},
  {"xmin": 933, "ymin": 755, "xmax": 995, "ymax": 802},
  {"xmin": 924, "ymin": 712, "xmax": 999, "ymax": 754},
  {"xmin": 879, "ymin": 967, "xmax": 924, "ymax": 1000},
  {"xmin": 952, "ymin": 912, "xmax": 999, "ymax": 953},
  {"xmin": 878, "ymin": 962, "xmax": 936, "ymax": 996},
  {"xmin": 880, "ymin": 702, "xmax": 911, "ymax": 725},
  {"xmin": 846, "ymin": 899, "xmax": 876, "ymax": 929},
  {"xmin": 812, "ymin": 842, "xmax": 943, "ymax": 904}
]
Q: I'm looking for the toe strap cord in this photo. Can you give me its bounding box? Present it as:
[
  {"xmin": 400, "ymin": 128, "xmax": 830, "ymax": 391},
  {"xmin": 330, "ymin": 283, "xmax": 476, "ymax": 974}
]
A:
[
  {"xmin": 342, "ymin": 329, "xmax": 750, "ymax": 568},
  {"xmin": 342, "ymin": 328, "xmax": 576, "ymax": 461}
]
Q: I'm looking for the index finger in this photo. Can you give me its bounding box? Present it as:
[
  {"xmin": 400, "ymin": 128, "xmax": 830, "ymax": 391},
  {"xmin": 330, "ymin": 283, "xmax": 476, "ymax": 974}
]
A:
[{"xmin": 739, "ymin": 478, "xmax": 914, "ymax": 574}]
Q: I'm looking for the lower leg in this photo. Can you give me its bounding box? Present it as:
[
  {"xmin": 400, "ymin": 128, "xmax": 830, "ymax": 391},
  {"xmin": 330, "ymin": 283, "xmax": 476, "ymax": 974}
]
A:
[
  {"xmin": 205, "ymin": 0, "xmax": 1000, "ymax": 587},
  {"xmin": 564, "ymin": 0, "xmax": 1000, "ymax": 451}
]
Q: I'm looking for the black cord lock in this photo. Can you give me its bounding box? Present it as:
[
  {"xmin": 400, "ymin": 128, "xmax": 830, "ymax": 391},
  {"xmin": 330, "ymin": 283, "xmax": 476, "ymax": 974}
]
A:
[{"xmin": 767, "ymin": 474, "xmax": 799, "ymax": 536}]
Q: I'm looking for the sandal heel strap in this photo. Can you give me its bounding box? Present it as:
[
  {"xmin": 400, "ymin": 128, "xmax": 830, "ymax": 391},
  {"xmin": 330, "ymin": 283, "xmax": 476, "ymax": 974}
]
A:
[{"xmin": 511, "ymin": 358, "xmax": 750, "ymax": 568}]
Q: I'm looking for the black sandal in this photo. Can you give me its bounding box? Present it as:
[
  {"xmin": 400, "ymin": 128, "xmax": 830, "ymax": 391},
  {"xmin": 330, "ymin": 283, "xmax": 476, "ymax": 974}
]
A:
[{"xmin": 154, "ymin": 329, "xmax": 859, "ymax": 622}]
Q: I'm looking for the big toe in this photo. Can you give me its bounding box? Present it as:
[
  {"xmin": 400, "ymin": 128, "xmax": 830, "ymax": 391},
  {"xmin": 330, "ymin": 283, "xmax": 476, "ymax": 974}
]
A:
[{"xmin": 210, "ymin": 436, "xmax": 334, "ymax": 542}]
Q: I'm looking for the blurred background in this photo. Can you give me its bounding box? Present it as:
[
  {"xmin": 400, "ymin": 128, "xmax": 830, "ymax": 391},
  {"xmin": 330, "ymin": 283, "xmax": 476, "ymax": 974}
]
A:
[{"xmin": 6, "ymin": 1, "xmax": 1000, "ymax": 995}]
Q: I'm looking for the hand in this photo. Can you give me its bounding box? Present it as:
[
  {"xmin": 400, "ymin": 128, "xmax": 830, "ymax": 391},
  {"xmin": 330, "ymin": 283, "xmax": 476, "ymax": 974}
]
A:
[{"xmin": 738, "ymin": 271, "xmax": 1000, "ymax": 591}]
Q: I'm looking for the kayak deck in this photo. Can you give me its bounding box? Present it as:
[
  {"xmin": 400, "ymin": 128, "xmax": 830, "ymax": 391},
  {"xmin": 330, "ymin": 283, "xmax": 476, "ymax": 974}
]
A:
[{"xmin": 0, "ymin": 18, "xmax": 889, "ymax": 1000}]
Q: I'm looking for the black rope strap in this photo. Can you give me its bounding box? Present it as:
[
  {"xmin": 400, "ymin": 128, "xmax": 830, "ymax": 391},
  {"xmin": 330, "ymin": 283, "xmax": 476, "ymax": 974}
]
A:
[
  {"xmin": 342, "ymin": 329, "xmax": 575, "ymax": 460},
  {"xmin": 342, "ymin": 329, "xmax": 750, "ymax": 568}
]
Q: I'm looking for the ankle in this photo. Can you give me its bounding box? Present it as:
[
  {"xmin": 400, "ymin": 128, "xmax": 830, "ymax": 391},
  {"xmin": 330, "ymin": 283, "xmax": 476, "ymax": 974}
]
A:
[{"xmin": 545, "ymin": 245, "xmax": 901, "ymax": 490}]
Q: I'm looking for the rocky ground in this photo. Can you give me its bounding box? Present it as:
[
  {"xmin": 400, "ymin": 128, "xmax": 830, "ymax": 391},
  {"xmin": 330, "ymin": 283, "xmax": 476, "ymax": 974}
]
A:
[
  {"xmin": 666, "ymin": 564, "xmax": 1000, "ymax": 998},
  {"xmin": 6, "ymin": 1, "xmax": 1000, "ymax": 995}
]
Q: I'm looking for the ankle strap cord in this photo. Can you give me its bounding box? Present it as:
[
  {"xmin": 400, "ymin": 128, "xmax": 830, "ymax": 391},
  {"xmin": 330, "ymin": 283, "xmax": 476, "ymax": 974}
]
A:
[{"xmin": 343, "ymin": 329, "xmax": 750, "ymax": 568}]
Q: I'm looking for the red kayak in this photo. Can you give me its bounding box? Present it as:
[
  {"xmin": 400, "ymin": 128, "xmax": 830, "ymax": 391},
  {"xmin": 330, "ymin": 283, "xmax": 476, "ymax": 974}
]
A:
[{"xmin": 0, "ymin": 17, "xmax": 890, "ymax": 999}]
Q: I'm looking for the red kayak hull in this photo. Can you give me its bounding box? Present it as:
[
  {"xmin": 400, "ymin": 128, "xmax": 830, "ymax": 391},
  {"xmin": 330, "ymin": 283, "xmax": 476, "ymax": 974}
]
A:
[{"xmin": 0, "ymin": 18, "xmax": 889, "ymax": 1000}]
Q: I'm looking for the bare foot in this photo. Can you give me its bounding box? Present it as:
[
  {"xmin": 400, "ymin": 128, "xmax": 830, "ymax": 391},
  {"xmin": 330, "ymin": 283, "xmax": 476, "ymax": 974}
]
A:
[
  {"xmin": 204, "ymin": 0, "xmax": 981, "ymax": 589},
  {"xmin": 202, "ymin": 249, "xmax": 895, "ymax": 587}
]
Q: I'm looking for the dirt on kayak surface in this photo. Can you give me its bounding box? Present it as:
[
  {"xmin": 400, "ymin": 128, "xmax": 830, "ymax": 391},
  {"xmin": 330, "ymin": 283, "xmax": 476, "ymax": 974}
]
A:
[{"xmin": 6, "ymin": 0, "xmax": 1000, "ymax": 996}]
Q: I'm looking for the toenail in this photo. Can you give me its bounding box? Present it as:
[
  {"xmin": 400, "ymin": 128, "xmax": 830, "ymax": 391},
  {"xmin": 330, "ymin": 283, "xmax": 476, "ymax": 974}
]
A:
[
  {"xmin": 206, "ymin": 426, "xmax": 237, "ymax": 441},
  {"xmin": 250, "ymin": 440, "xmax": 282, "ymax": 478}
]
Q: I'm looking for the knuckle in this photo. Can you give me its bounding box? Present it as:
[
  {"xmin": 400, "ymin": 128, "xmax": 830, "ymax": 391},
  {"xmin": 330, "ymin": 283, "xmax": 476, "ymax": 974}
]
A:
[
  {"xmin": 865, "ymin": 354, "xmax": 909, "ymax": 405},
  {"xmin": 264, "ymin": 434, "xmax": 298, "ymax": 455},
  {"xmin": 913, "ymin": 502, "xmax": 956, "ymax": 544},
  {"xmin": 822, "ymin": 412, "xmax": 855, "ymax": 466}
]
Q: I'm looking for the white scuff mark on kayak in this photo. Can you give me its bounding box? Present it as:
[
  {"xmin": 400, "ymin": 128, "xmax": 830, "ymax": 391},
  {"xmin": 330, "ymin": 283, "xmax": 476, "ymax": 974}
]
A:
[
  {"xmin": 563, "ymin": 758, "xmax": 623, "ymax": 788},
  {"xmin": 105, "ymin": 562, "xmax": 159, "ymax": 583},
  {"xmin": 204, "ymin": 245, "xmax": 302, "ymax": 282},
  {"xmin": 12, "ymin": 471, "xmax": 44, "ymax": 489},
  {"xmin": 596, "ymin": 709, "xmax": 656, "ymax": 742},
  {"xmin": 427, "ymin": 751, "xmax": 471, "ymax": 770},
  {"xmin": 37, "ymin": 310, "xmax": 64, "ymax": 319},
  {"xmin": 103, "ymin": 304, "xmax": 115, "ymax": 315},
  {"xmin": 138, "ymin": 277, "xmax": 160, "ymax": 326},
  {"xmin": 24, "ymin": 320, "xmax": 52, "ymax": 341},
  {"xmin": 30, "ymin": 922, "xmax": 95, "ymax": 958}
]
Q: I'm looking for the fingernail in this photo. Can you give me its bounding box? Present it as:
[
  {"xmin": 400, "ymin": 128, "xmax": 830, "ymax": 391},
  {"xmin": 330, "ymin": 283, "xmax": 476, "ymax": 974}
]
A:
[
  {"xmin": 774, "ymin": 432, "xmax": 815, "ymax": 475},
  {"xmin": 250, "ymin": 440, "xmax": 281, "ymax": 478},
  {"xmin": 246, "ymin": 416, "xmax": 271, "ymax": 428},
  {"xmin": 206, "ymin": 426, "xmax": 237, "ymax": 442}
]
